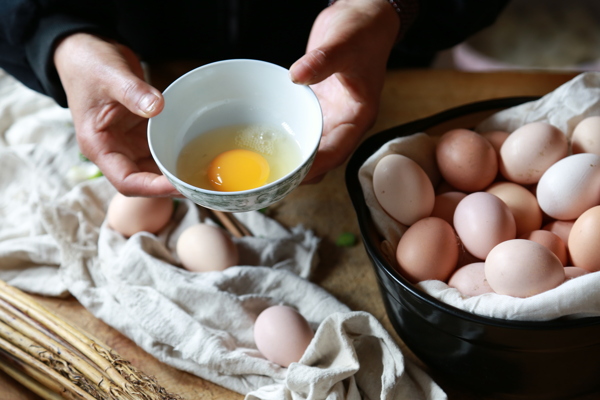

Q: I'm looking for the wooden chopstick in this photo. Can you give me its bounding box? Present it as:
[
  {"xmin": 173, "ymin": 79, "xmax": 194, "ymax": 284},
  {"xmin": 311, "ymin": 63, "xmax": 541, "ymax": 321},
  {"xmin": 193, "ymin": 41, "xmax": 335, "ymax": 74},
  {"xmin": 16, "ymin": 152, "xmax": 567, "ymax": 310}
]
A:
[{"xmin": 204, "ymin": 208, "xmax": 252, "ymax": 238}]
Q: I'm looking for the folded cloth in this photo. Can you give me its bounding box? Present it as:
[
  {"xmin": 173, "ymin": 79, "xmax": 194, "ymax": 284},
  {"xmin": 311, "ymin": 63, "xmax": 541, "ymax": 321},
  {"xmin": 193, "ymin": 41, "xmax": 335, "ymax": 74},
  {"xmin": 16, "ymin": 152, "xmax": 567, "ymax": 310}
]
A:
[
  {"xmin": 359, "ymin": 71, "xmax": 600, "ymax": 321},
  {"xmin": 0, "ymin": 68, "xmax": 445, "ymax": 399}
]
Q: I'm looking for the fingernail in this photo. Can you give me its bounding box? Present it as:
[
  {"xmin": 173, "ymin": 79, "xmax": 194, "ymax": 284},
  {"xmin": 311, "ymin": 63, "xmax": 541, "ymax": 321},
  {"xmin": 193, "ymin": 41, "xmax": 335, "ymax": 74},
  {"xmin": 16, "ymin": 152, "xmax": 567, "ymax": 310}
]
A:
[
  {"xmin": 139, "ymin": 93, "xmax": 158, "ymax": 114},
  {"xmin": 288, "ymin": 67, "xmax": 300, "ymax": 84}
]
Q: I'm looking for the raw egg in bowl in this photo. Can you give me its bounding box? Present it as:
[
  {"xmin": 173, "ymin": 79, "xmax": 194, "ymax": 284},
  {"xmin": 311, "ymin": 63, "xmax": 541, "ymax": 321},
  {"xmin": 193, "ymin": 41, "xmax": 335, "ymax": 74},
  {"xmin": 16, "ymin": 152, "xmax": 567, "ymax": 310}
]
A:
[{"xmin": 148, "ymin": 59, "xmax": 322, "ymax": 212}]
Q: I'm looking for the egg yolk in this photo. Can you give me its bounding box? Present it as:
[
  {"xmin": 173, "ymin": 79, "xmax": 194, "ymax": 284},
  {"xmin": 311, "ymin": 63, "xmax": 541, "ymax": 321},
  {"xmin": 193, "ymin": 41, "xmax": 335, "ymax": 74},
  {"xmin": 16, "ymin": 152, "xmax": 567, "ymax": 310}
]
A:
[{"xmin": 208, "ymin": 149, "xmax": 270, "ymax": 192}]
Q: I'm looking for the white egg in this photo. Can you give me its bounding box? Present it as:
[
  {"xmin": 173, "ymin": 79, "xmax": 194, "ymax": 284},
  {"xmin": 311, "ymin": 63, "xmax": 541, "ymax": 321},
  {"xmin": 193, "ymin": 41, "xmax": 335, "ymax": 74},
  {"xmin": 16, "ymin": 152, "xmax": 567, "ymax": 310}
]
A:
[
  {"xmin": 176, "ymin": 223, "xmax": 238, "ymax": 272},
  {"xmin": 536, "ymin": 153, "xmax": 600, "ymax": 220}
]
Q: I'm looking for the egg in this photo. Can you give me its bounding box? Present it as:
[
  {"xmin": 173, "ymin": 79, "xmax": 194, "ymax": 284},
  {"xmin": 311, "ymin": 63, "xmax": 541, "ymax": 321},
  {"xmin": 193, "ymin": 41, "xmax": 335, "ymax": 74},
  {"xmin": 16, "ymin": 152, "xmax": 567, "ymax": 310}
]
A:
[
  {"xmin": 486, "ymin": 181, "xmax": 543, "ymax": 237},
  {"xmin": 564, "ymin": 266, "xmax": 588, "ymax": 280},
  {"xmin": 253, "ymin": 305, "xmax": 314, "ymax": 367},
  {"xmin": 435, "ymin": 128, "xmax": 498, "ymax": 192},
  {"xmin": 435, "ymin": 180, "xmax": 457, "ymax": 195},
  {"xmin": 542, "ymin": 220, "xmax": 574, "ymax": 246},
  {"xmin": 373, "ymin": 153, "xmax": 435, "ymax": 226},
  {"xmin": 456, "ymin": 247, "xmax": 483, "ymax": 269},
  {"xmin": 520, "ymin": 230, "xmax": 568, "ymax": 266},
  {"xmin": 453, "ymin": 192, "xmax": 516, "ymax": 260},
  {"xmin": 208, "ymin": 149, "xmax": 270, "ymax": 192},
  {"xmin": 395, "ymin": 217, "xmax": 459, "ymax": 283},
  {"xmin": 106, "ymin": 193, "xmax": 174, "ymax": 237},
  {"xmin": 568, "ymin": 205, "xmax": 600, "ymax": 273},
  {"xmin": 572, "ymin": 116, "xmax": 600, "ymax": 155},
  {"xmin": 485, "ymin": 239, "xmax": 565, "ymax": 298},
  {"xmin": 448, "ymin": 262, "xmax": 494, "ymax": 297},
  {"xmin": 481, "ymin": 130, "xmax": 510, "ymax": 154},
  {"xmin": 176, "ymin": 223, "xmax": 238, "ymax": 272},
  {"xmin": 499, "ymin": 122, "xmax": 568, "ymax": 185},
  {"xmin": 430, "ymin": 191, "xmax": 467, "ymax": 227},
  {"xmin": 536, "ymin": 153, "xmax": 600, "ymax": 220}
]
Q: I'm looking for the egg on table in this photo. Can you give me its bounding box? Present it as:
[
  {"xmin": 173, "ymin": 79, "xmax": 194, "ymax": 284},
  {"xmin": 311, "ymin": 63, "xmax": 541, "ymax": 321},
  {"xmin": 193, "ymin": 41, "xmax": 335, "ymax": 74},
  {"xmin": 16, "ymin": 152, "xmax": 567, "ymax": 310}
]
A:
[
  {"xmin": 106, "ymin": 193, "xmax": 174, "ymax": 238},
  {"xmin": 176, "ymin": 223, "xmax": 239, "ymax": 272},
  {"xmin": 253, "ymin": 305, "xmax": 314, "ymax": 367}
]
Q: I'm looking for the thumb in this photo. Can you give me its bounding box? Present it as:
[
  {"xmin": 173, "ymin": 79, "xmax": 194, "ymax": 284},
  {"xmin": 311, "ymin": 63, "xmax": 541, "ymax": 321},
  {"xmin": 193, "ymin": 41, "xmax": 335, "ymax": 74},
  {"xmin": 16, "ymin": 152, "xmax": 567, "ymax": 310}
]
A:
[
  {"xmin": 289, "ymin": 44, "xmax": 347, "ymax": 86},
  {"xmin": 112, "ymin": 76, "xmax": 165, "ymax": 118},
  {"xmin": 105, "ymin": 42, "xmax": 165, "ymax": 118}
]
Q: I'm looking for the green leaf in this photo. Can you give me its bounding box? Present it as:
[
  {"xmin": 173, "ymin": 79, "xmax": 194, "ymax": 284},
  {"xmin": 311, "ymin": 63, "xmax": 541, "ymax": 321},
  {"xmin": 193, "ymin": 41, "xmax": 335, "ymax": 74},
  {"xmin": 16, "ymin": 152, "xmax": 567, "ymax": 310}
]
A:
[{"xmin": 336, "ymin": 232, "xmax": 357, "ymax": 247}]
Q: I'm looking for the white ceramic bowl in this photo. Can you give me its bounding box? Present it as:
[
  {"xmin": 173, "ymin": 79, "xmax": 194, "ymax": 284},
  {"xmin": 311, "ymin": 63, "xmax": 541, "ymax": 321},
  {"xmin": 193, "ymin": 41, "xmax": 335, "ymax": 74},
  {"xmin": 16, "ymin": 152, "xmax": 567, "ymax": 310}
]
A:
[{"xmin": 148, "ymin": 59, "xmax": 323, "ymax": 212}]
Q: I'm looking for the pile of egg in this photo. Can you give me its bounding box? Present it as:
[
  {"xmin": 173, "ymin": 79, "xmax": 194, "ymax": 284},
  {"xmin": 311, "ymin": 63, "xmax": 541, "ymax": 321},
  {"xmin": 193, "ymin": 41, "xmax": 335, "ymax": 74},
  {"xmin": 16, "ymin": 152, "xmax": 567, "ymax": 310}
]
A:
[
  {"xmin": 373, "ymin": 116, "xmax": 600, "ymax": 298},
  {"xmin": 106, "ymin": 193, "xmax": 239, "ymax": 272},
  {"xmin": 105, "ymin": 193, "xmax": 314, "ymax": 366}
]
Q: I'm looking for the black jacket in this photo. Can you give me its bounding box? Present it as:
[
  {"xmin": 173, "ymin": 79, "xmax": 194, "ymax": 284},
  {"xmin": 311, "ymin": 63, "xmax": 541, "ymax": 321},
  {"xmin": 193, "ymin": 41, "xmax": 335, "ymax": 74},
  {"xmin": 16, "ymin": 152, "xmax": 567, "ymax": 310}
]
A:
[{"xmin": 0, "ymin": 0, "xmax": 509, "ymax": 107}]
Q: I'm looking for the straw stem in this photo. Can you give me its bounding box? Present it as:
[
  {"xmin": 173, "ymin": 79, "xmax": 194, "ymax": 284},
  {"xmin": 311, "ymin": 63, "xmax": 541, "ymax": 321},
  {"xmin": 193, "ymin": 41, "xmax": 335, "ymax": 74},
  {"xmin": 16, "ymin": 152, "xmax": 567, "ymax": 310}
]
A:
[{"xmin": 0, "ymin": 280, "xmax": 181, "ymax": 400}]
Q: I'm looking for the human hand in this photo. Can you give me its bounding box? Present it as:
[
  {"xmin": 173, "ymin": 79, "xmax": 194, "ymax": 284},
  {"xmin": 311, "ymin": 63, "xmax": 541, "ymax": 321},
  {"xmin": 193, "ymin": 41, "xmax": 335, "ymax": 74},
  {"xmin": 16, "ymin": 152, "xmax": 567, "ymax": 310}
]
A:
[
  {"xmin": 290, "ymin": 0, "xmax": 400, "ymax": 183},
  {"xmin": 54, "ymin": 33, "xmax": 179, "ymax": 197}
]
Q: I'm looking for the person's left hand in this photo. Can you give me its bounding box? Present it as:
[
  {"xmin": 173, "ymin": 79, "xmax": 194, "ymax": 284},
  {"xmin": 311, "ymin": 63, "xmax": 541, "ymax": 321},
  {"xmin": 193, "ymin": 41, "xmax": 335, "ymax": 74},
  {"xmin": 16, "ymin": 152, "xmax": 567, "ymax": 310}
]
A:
[{"xmin": 290, "ymin": 0, "xmax": 400, "ymax": 183}]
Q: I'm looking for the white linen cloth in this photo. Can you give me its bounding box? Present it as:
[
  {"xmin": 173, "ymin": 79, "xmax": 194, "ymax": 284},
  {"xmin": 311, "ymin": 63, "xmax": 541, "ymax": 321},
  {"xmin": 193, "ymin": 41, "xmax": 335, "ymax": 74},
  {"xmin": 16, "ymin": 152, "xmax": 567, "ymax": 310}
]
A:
[
  {"xmin": 359, "ymin": 71, "xmax": 600, "ymax": 322},
  {"xmin": 0, "ymin": 69, "xmax": 445, "ymax": 400}
]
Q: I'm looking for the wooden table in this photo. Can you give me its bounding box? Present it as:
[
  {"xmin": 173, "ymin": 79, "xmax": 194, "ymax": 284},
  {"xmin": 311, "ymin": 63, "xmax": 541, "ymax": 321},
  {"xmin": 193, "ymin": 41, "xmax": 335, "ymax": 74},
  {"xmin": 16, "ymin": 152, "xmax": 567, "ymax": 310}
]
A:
[{"xmin": 1, "ymin": 68, "xmax": 585, "ymax": 400}]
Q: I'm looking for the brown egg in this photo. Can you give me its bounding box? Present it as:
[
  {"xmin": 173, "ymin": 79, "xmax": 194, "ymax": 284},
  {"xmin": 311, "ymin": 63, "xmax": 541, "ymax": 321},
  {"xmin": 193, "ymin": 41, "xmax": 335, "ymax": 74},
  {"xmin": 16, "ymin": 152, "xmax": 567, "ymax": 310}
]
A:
[
  {"xmin": 568, "ymin": 206, "xmax": 600, "ymax": 272},
  {"xmin": 448, "ymin": 262, "xmax": 494, "ymax": 297},
  {"xmin": 486, "ymin": 181, "xmax": 543, "ymax": 237},
  {"xmin": 542, "ymin": 220, "xmax": 574, "ymax": 246},
  {"xmin": 481, "ymin": 130, "xmax": 510, "ymax": 154},
  {"xmin": 107, "ymin": 193, "xmax": 174, "ymax": 237},
  {"xmin": 176, "ymin": 223, "xmax": 238, "ymax": 272},
  {"xmin": 431, "ymin": 191, "xmax": 467, "ymax": 227},
  {"xmin": 436, "ymin": 128, "xmax": 498, "ymax": 192},
  {"xmin": 435, "ymin": 180, "xmax": 457, "ymax": 195},
  {"xmin": 520, "ymin": 230, "xmax": 568, "ymax": 266},
  {"xmin": 499, "ymin": 122, "xmax": 568, "ymax": 185},
  {"xmin": 395, "ymin": 217, "xmax": 459, "ymax": 283}
]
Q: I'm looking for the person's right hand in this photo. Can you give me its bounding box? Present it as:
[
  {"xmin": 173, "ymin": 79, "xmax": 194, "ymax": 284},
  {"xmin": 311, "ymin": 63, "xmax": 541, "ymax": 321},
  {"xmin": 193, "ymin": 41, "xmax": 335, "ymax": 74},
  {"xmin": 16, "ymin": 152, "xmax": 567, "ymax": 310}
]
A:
[{"xmin": 54, "ymin": 32, "xmax": 179, "ymax": 197}]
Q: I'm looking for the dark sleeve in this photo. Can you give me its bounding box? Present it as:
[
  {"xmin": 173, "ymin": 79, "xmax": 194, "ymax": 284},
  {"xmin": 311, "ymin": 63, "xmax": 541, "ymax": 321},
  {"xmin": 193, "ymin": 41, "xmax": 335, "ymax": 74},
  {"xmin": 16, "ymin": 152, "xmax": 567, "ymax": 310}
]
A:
[
  {"xmin": 0, "ymin": 1, "xmax": 120, "ymax": 107},
  {"xmin": 398, "ymin": 0, "xmax": 511, "ymax": 55}
]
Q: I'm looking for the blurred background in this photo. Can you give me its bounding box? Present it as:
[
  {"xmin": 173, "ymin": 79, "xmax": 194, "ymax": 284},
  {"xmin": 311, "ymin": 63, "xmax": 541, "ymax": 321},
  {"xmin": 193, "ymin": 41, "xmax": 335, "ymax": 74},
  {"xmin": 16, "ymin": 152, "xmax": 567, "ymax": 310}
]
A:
[{"xmin": 432, "ymin": 0, "xmax": 600, "ymax": 72}]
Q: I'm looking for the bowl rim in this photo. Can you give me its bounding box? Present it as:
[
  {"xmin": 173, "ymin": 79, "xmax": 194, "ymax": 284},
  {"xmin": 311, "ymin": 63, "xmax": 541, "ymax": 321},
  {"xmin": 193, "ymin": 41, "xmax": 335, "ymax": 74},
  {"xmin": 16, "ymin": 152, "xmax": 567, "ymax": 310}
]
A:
[
  {"xmin": 147, "ymin": 58, "xmax": 323, "ymax": 196},
  {"xmin": 345, "ymin": 96, "xmax": 600, "ymax": 330}
]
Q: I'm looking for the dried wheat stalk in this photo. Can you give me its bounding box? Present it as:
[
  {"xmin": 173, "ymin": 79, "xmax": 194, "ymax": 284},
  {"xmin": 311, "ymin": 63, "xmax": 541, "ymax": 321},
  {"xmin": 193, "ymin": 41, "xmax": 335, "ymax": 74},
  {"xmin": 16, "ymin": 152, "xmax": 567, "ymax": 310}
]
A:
[{"xmin": 0, "ymin": 280, "xmax": 182, "ymax": 400}]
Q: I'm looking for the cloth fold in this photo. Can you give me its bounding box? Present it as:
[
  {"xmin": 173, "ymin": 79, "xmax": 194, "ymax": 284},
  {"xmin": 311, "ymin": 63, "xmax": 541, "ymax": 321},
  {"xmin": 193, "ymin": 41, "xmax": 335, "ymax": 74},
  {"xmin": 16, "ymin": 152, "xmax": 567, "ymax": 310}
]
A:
[{"xmin": 0, "ymin": 68, "xmax": 444, "ymax": 400}]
